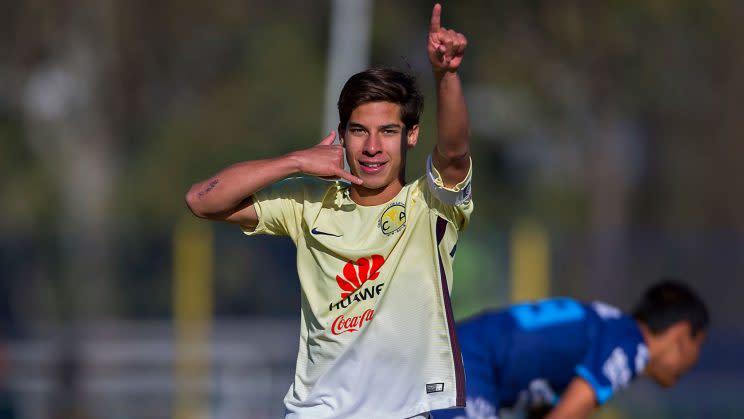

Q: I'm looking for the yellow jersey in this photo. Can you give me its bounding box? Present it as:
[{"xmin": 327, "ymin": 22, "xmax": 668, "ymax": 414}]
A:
[{"xmin": 245, "ymin": 156, "xmax": 473, "ymax": 418}]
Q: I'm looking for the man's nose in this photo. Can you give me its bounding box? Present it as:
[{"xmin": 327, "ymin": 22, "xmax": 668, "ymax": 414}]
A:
[{"xmin": 364, "ymin": 133, "xmax": 382, "ymax": 155}]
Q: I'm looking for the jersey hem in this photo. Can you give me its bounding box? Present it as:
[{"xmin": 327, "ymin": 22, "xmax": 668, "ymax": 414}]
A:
[{"xmin": 283, "ymin": 397, "xmax": 459, "ymax": 419}]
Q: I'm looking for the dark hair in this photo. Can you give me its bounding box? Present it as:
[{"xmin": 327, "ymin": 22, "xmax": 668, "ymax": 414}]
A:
[
  {"xmin": 337, "ymin": 68, "xmax": 424, "ymax": 131},
  {"xmin": 632, "ymin": 278, "xmax": 710, "ymax": 337}
]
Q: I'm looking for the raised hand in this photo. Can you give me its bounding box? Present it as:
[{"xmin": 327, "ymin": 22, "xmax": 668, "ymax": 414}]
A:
[
  {"xmin": 427, "ymin": 3, "xmax": 467, "ymax": 74},
  {"xmin": 290, "ymin": 131, "xmax": 363, "ymax": 185}
]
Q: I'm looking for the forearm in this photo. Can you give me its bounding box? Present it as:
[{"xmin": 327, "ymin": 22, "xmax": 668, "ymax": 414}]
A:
[
  {"xmin": 544, "ymin": 378, "xmax": 597, "ymax": 419},
  {"xmin": 434, "ymin": 70, "xmax": 470, "ymax": 162},
  {"xmin": 185, "ymin": 154, "xmax": 299, "ymax": 218}
]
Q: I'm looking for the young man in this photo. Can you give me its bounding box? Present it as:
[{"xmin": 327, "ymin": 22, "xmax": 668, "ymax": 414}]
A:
[
  {"xmin": 186, "ymin": 4, "xmax": 471, "ymax": 418},
  {"xmin": 432, "ymin": 279, "xmax": 709, "ymax": 419}
]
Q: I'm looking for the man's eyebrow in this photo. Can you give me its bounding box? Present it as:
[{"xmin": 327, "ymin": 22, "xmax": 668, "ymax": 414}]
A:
[{"xmin": 346, "ymin": 122, "xmax": 403, "ymax": 130}]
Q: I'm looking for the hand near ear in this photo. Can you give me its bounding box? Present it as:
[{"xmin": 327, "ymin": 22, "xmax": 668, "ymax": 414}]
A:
[{"xmin": 288, "ymin": 131, "xmax": 363, "ymax": 184}]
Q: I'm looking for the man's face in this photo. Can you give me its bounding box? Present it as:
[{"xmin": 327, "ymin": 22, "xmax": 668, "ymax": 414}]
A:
[
  {"xmin": 648, "ymin": 324, "xmax": 706, "ymax": 387},
  {"xmin": 340, "ymin": 101, "xmax": 418, "ymax": 202}
]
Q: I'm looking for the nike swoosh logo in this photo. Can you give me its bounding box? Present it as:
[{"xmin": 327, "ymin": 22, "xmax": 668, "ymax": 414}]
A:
[{"xmin": 311, "ymin": 227, "xmax": 342, "ymax": 237}]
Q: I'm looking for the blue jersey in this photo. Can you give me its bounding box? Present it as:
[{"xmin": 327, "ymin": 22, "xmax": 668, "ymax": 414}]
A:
[{"xmin": 433, "ymin": 298, "xmax": 648, "ymax": 419}]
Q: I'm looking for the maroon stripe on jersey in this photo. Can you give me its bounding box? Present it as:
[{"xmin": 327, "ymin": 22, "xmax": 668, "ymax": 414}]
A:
[{"xmin": 436, "ymin": 216, "xmax": 465, "ymax": 407}]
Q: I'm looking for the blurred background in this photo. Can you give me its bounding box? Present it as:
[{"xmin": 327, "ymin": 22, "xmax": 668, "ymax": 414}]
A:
[{"xmin": 1, "ymin": 0, "xmax": 743, "ymax": 418}]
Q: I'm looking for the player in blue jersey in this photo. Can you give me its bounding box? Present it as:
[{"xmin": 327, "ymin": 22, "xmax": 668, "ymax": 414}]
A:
[{"xmin": 433, "ymin": 279, "xmax": 709, "ymax": 419}]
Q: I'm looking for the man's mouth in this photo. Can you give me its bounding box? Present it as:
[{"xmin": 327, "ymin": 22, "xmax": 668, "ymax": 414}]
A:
[{"xmin": 359, "ymin": 161, "xmax": 387, "ymax": 174}]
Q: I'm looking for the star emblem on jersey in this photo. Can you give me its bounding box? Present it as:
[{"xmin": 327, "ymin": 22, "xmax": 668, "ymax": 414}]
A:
[
  {"xmin": 378, "ymin": 202, "xmax": 406, "ymax": 235},
  {"xmin": 335, "ymin": 255, "xmax": 384, "ymax": 299}
]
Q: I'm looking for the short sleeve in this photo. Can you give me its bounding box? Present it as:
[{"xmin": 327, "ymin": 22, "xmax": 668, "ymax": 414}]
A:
[
  {"xmin": 424, "ymin": 154, "xmax": 473, "ymax": 231},
  {"xmin": 241, "ymin": 177, "xmax": 309, "ymax": 240},
  {"xmin": 575, "ymin": 318, "xmax": 647, "ymax": 405}
]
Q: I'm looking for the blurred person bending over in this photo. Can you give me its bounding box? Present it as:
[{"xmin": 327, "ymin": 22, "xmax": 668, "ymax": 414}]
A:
[
  {"xmin": 432, "ymin": 279, "xmax": 709, "ymax": 419},
  {"xmin": 186, "ymin": 4, "xmax": 471, "ymax": 418}
]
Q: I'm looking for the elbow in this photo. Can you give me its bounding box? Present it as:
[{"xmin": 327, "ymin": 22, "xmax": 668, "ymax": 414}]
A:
[
  {"xmin": 437, "ymin": 132, "xmax": 470, "ymax": 162},
  {"xmin": 185, "ymin": 188, "xmax": 208, "ymax": 218},
  {"xmin": 445, "ymin": 149, "xmax": 470, "ymax": 162},
  {"xmin": 437, "ymin": 145, "xmax": 470, "ymax": 163}
]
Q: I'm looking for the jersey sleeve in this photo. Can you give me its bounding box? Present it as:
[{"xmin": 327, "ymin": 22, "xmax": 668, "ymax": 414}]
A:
[
  {"xmin": 575, "ymin": 318, "xmax": 647, "ymax": 405},
  {"xmin": 424, "ymin": 154, "xmax": 474, "ymax": 231},
  {"xmin": 241, "ymin": 177, "xmax": 310, "ymax": 240}
]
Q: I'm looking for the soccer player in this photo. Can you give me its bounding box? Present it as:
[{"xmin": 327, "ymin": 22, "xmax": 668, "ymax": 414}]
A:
[
  {"xmin": 186, "ymin": 4, "xmax": 471, "ymax": 418},
  {"xmin": 432, "ymin": 279, "xmax": 709, "ymax": 419}
]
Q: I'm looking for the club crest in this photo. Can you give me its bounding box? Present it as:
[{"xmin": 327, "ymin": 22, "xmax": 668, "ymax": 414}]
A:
[{"xmin": 378, "ymin": 202, "xmax": 406, "ymax": 236}]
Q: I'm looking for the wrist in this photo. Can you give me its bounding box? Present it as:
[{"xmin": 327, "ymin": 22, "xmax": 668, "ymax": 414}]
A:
[
  {"xmin": 433, "ymin": 68, "xmax": 458, "ymax": 80},
  {"xmin": 281, "ymin": 152, "xmax": 304, "ymax": 175}
]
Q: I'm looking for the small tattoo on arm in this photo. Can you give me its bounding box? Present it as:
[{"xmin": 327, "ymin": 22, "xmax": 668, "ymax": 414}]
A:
[{"xmin": 198, "ymin": 179, "xmax": 219, "ymax": 199}]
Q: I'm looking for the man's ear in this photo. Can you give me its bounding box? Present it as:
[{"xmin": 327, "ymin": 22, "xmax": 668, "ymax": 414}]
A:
[
  {"xmin": 338, "ymin": 125, "xmax": 345, "ymax": 146},
  {"xmin": 406, "ymin": 125, "xmax": 419, "ymax": 148}
]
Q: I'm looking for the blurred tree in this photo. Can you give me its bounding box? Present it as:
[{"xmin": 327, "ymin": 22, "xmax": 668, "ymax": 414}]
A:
[
  {"xmin": 0, "ymin": 0, "xmax": 742, "ymax": 319},
  {"xmin": 19, "ymin": 0, "xmax": 119, "ymax": 320},
  {"xmin": 0, "ymin": 2, "xmax": 741, "ymax": 416}
]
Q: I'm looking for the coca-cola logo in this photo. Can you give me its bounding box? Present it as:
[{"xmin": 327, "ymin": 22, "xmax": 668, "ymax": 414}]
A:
[{"xmin": 331, "ymin": 309, "xmax": 374, "ymax": 335}]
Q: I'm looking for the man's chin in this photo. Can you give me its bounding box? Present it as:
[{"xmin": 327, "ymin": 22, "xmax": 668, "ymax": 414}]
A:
[
  {"xmin": 352, "ymin": 173, "xmax": 385, "ymax": 190},
  {"xmin": 652, "ymin": 375, "xmax": 676, "ymax": 388},
  {"xmin": 355, "ymin": 182, "xmax": 385, "ymax": 192}
]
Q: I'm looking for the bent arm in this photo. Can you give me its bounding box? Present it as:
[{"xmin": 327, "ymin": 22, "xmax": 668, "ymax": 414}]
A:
[
  {"xmin": 544, "ymin": 377, "xmax": 597, "ymax": 419},
  {"xmin": 185, "ymin": 155, "xmax": 300, "ymax": 228},
  {"xmin": 185, "ymin": 131, "xmax": 362, "ymax": 228}
]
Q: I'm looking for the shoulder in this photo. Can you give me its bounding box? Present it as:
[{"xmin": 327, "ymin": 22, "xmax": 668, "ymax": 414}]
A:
[
  {"xmin": 276, "ymin": 176, "xmax": 339, "ymax": 193},
  {"xmin": 588, "ymin": 303, "xmax": 646, "ymax": 371},
  {"xmin": 257, "ymin": 176, "xmax": 344, "ymax": 203},
  {"xmin": 588, "ymin": 302, "xmax": 641, "ymax": 340},
  {"xmin": 588, "ymin": 301, "xmax": 625, "ymax": 321}
]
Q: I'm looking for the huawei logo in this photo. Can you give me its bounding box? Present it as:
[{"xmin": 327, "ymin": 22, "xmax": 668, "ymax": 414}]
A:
[{"xmin": 335, "ymin": 255, "xmax": 385, "ymax": 299}]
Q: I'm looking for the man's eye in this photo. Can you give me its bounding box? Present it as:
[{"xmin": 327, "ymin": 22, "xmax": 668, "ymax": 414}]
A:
[
  {"xmin": 383, "ymin": 129, "xmax": 399, "ymax": 135},
  {"xmin": 350, "ymin": 128, "xmax": 366, "ymax": 135}
]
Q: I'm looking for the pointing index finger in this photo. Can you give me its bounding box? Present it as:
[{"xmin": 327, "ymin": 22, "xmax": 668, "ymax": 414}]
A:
[{"xmin": 430, "ymin": 3, "xmax": 442, "ymax": 33}]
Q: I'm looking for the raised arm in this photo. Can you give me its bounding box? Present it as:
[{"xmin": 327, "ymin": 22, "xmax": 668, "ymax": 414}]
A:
[
  {"xmin": 427, "ymin": 3, "xmax": 470, "ymax": 188},
  {"xmin": 185, "ymin": 131, "xmax": 362, "ymax": 228}
]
